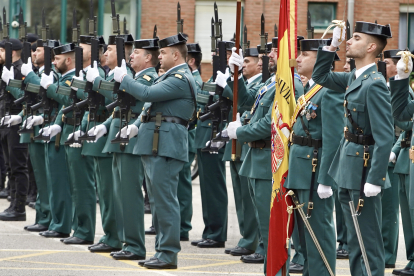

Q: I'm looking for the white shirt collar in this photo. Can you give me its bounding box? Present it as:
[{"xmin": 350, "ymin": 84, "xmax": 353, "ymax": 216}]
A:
[
  {"xmin": 247, "ymin": 73, "xmax": 262, "ymax": 84},
  {"xmin": 355, "ymin": 63, "xmax": 376, "ymax": 79},
  {"xmin": 192, "ymin": 69, "xmax": 199, "ymax": 74},
  {"xmin": 108, "ymin": 69, "xmax": 114, "ymax": 76},
  {"xmin": 134, "ymin": 67, "xmax": 152, "ymax": 78},
  {"xmin": 83, "ymin": 65, "xmax": 91, "ymax": 71},
  {"xmin": 164, "ymin": 63, "xmax": 186, "ymax": 75},
  {"xmin": 61, "ymin": 68, "xmax": 76, "ymax": 78},
  {"xmin": 308, "ymin": 78, "xmax": 315, "ymax": 88},
  {"xmin": 271, "ymin": 75, "xmax": 276, "ymax": 82},
  {"xmin": 39, "ymin": 65, "xmax": 45, "ymax": 73}
]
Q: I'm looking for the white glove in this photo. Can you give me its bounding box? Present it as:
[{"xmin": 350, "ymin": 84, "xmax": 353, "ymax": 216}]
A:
[
  {"xmin": 227, "ymin": 112, "xmax": 242, "ymax": 140},
  {"xmin": 1, "ymin": 115, "xmax": 22, "ymax": 127},
  {"xmin": 229, "ymin": 47, "xmax": 243, "ymax": 74},
  {"xmin": 1, "ymin": 66, "xmax": 14, "ymax": 84},
  {"xmin": 331, "ymin": 26, "xmax": 346, "ymax": 48},
  {"xmin": 215, "ymin": 71, "xmax": 229, "ymax": 90},
  {"xmin": 86, "ymin": 61, "xmax": 100, "ymax": 83},
  {"xmin": 86, "ymin": 124, "xmax": 107, "ymax": 143},
  {"xmin": 317, "ymin": 184, "xmax": 333, "ymax": 199},
  {"xmin": 21, "ymin": 57, "xmax": 33, "ymax": 76},
  {"xmin": 396, "ymin": 58, "xmax": 412, "ymax": 80},
  {"xmin": 114, "ymin": 59, "xmax": 128, "ymax": 83},
  {"xmin": 67, "ymin": 130, "xmax": 84, "ymax": 148},
  {"xmin": 389, "ymin": 152, "xmax": 396, "ymax": 163},
  {"xmin": 205, "ymin": 140, "xmax": 224, "ymax": 154},
  {"xmin": 364, "ymin": 183, "xmax": 382, "ymax": 197},
  {"xmin": 220, "ymin": 129, "xmax": 229, "ymax": 138},
  {"xmin": 24, "ymin": 115, "xmax": 44, "ymax": 129},
  {"xmin": 118, "ymin": 124, "xmax": 138, "ymax": 139},
  {"xmin": 39, "ymin": 124, "xmax": 61, "ymax": 140},
  {"xmin": 40, "ymin": 72, "xmax": 53, "ymax": 89}
]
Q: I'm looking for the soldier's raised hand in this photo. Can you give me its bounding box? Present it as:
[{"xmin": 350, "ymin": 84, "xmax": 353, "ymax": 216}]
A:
[
  {"xmin": 364, "ymin": 183, "xmax": 381, "ymax": 197},
  {"xmin": 317, "ymin": 184, "xmax": 333, "ymax": 199},
  {"xmin": 1, "ymin": 66, "xmax": 14, "ymax": 84},
  {"xmin": 1, "ymin": 115, "xmax": 22, "ymax": 127},
  {"xmin": 87, "ymin": 124, "xmax": 107, "ymax": 143},
  {"xmin": 215, "ymin": 71, "xmax": 229, "ymax": 92},
  {"xmin": 114, "ymin": 59, "xmax": 128, "ymax": 83},
  {"xmin": 396, "ymin": 57, "xmax": 412, "ymax": 80},
  {"xmin": 229, "ymin": 47, "xmax": 243, "ymax": 74},
  {"xmin": 86, "ymin": 61, "xmax": 100, "ymax": 83},
  {"xmin": 331, "ymin": 26, "xmax": 346, "ymax": 48},
  {"xmin": 21, "ymin": 57, "xmax": 33, "ymax": 76}
]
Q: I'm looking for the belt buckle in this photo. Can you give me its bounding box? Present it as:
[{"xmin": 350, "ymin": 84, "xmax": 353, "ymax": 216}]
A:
[
  {"xmin": 363, "ymin": 151, "xmax": 370, "ymax": 167},
  {"xmin": 358, "ymin": 198, "xmax": 364, "ymax": 208}
]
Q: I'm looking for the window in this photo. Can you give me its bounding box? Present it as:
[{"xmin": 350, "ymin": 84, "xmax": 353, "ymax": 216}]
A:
[
  {"xmin": 308, "ymin": 3, "xmax": 337, "ymax": 29},
  {"xmin": 399, "ymin": 5, "xmax": 414, "ymax": 50}
]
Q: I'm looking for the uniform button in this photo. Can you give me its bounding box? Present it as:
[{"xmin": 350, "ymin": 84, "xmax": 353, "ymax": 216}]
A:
[
  {"xmin": 353, "ymin": 108, "xmax": 356, "ymax": 112},
  {"xmin": 227, "ymin": 97, "xmax": 229, "ymax": 99},
  {"xmin": 307, "ymin": 155, "xmax": 310, "ymax": 158},
  {"xmin": 208, "ymin": 123, "xmax": 211, "ymax": 126},
  {"xmin": 372, "ymin": 71, "xmax": 375, "ymax": 73},
  {"xmin": 383, "ymin": 178, "xmax": 386, "ymax": 181},
  {"xmin": 356, "ymin": 152, "xmax": 359, "ymax": 155},
  {"xmin": 364, "ymin": 75, "xmax": 367, "ymax": 78},
  {"xmin": 261, "ymin": 103, "xmax": 263, "ymax": 105}
]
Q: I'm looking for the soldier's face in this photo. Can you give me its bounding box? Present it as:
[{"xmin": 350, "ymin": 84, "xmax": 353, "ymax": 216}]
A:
[
  {"xmin": 130, "ymin": 48, "xmax": 149, "ymax": 72},
  {"xmin": 346, "ymin": 32, "xmax": 370, "ymax": 59},
  {"xmin": 53, "ymin": 55, "xmax": 68, "ymax": 74},
  {"xmin": 385, "ymin": 58, "xmax": 398, "ymax": 80},
  {"xmin": 80, "ymin": 44, "xmax": 92, "ymax": 65},
  {"xmin": 158, "ymin": 47, "xmax": 175, "ymax": 71},
  {"xmin": 31, "ymin": 50, "xmax": 36, "ymax": 64},
  {"xmin": 105, "ymin": 45, "xmax": 117, "ymax": 70},
  {"xmin": 35, "ymin": 47, "xmax": 44, "ymax": 66},
  {"xmin": 226, "ymin": 50, "xmax": 231, "ymax": 63},
  {"xmin": 296, "ymin": 51, "xmax": 316, "ymax": 78},
  {"xmin": 343, "ymin": 58, "xmax": 351, "ymax": 72},
  {"xmin": 0, "ymin": 48, "xmax": 5, "ymax": 65},
  {"xmin": 243, "ymin": 56, "xmax": 260, "ymax": 79},
  {"xmin": 268, "ymin": 48, "xmax": 278, "ymax": 73}
]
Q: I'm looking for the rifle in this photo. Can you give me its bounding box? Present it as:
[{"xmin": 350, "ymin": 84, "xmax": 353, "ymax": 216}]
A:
[
  {"xmin": 0, "ymin": 7, "xmax": 14, "ymax": 127},
  {"xmin": 377, "ymin": 53, "xmax": 386, "ymax": 79},
  {"xmin": 274, "ymin": 24, "xmax": 278, "ymax": 38},
  {"xmin": 346, "ymin": 20, "xmax": 356, "ymax": 71},
  {"xmin": 242, "ymin": 25, "xmax": 249, "ymax": 52},
  {"xmin": 13, "ymin": 8, "xmax": 39, "ymax": 134},
  {"xmin": 32, "ymin": 8, "xmax": 57, "ymax": 141},
  {"xmin": 177, "ymin": 2, "xmax": 184, "ymax": 33},
  {"xmin": 307, "ymin": 10, "xmax": 314, "ymax": 39},
  {"xmin": 259, "ymin": 13, "xmax": 270, "ymax": 83}
]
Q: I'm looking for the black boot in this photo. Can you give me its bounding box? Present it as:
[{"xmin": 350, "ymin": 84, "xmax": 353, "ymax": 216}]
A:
[
  {"xmin": 0, "ymin": 188, "xmax": 9, "ymax": 199},
  {"xmin": 0, "ymin": 196, "xmax": 26, "ymax": 221}
]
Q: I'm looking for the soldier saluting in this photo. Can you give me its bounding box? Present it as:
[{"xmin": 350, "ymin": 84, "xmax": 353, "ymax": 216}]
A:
[{"xmin": 312, "ymin": 22, "xmax": 393, "ymax": 275}]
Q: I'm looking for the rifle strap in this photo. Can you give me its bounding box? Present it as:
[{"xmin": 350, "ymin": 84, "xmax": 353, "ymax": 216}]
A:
[
  {"xmin": 183, "ymin": 74, "xmax": 197, "ymax": 123},
  {"xmin": 55, "ymin": 133, "xmax": 61, "ymax": 152}
]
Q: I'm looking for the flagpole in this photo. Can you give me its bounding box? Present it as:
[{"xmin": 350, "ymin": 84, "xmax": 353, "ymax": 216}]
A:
[{"xmin": 231, "ymin": 0, "xmax": 242, "ymax": 161}]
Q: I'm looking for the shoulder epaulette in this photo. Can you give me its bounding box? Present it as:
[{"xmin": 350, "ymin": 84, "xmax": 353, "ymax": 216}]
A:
[
  {"xmin": 65, "ymin": 80, "xmax": 71, "ymax": 86},
  {"xmin": 174, "ymin": 73, "xmax": 183, "ymax": 79},
  {"xmin": 142, "ymin": 75, "xmax": 152, "ymax": 82}
]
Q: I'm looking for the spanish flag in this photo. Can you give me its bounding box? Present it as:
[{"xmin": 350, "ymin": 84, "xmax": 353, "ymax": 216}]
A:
[{"xmin": 266, "ymin": 0, "xmax": 297, "ymax": 274}]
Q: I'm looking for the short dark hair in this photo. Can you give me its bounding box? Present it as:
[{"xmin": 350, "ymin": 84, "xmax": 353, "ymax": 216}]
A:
[
  {"xmin": 188, "ymin": 52, "xmax": 202, "ymax": 68},
  {"xmin": 171, "ymin": 44, "xmax": 187, "ymax": 61},
  {"xmin": 144, "ymin": 49, "xmax": 160, "ymax": 67},
  {"xmin": 369, "ymin": 35, "xmax": 387, "ymax": 57}
]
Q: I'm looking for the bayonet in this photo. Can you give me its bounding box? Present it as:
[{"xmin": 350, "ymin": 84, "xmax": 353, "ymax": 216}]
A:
[
  {"xmin": 19, "ymin": 7, "xmax": 28, "ymax": 42},
  {"xmin": 72, "ymin": 8, "xmax": 80, "ymax": 44},
  {"xmin": 89, "ymin": 0, "xmax": 96, "ymax": 36},
  {"xmin": 111, "ymin": 0, "xmax": 120, "ymax": 35},
  {"xmin": 210, "ymin": 17, "xmax": 215, "ymax": 52},
  {"xmin": 274, "ymin": 24, "xmax": 277, "ymax": 37},
  {"xmin": 242, "ymin": 25, "xmax": 249, "ymax": 52},
  {"xmin": 177, "ymin": 2, "xmax": 183, "ymax": 33},
  {"xmin": 213, "ymin": 2, "xmax": 222, "ymax": 41},
  {"xmin": 153, "ymin": 25, "xmax": 158, "ymax": 39},
  {"xmin": 0, "ymin": 17, "xmax": 3, "ymax": 40},
  {"xmin": 307, "ymin": 10, "xmax": 314, "ymax": 39},
  {"xmin": 259, "ymin": 13, "xmax": 268, "ymax": 54},
  {"xmin": 35, "ymin": 24, "xmax": 38, "ymax": 36},
  {"xmin": 3, "ymin": 7, "xmax": 8, "ymax": 40},
  {"xmin": 123, "ymin": 17, "xmax": 128, "ymax": 34},
  {"xmin": 41, "ymin": 8, "xmax": 47, "ymax": 41}
]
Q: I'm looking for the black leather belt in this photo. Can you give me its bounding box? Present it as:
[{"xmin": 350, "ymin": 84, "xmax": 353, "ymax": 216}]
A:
[
  {"xmin": 144, "ymin": 115, "xmax": 189, "ymax": 127},
  {"xmin": 248, "ymin": 140, "xmax": 271, "ymax": 149},
  {"xmin": 89, "ymin": 114, "xmax": 109, "ymax": 123},
  {"xmin": 291, "ymin": 134, "xmax": 322, "ymax": 148},
  {"xmin": 401, "ymin": 139, "xmax": 411, "ymax": 148},
  {"xmin": 63, "ymin": 116, "xmax": 80, "ymax": 126},
  {"xmin": 344, "ymin": 130, "xmax": 375, "ymax": 145},
  {"xmin": 113, "ymin": 110, "xmax": 139, "ymax": 120}
]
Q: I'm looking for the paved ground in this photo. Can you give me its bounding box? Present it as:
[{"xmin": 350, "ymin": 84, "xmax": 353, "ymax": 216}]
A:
[{"xmin": 0, "ymin": 165, "xmax": 407, "ymax": 275}]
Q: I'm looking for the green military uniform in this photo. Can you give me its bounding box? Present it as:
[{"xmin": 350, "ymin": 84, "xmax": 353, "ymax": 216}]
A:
[
  {"xmin": 285, "ymin": 75, "xmax": 344, "ymax": 275},
  {"xmin": 24, "ymin": 68, "xmax": 73, "ymax": 234},
  {"xmin": 98, "ymin": 67, "xmax": 156, "ymax": 257},
  {"xmin": 221, "ymin": 72, "xmax": 263, "ymax": 253},
  {"xmin": 49, "ymin": 64, "xmax": 96, "ymax": 241},
  {"xmin": 194, "ymin": 72, "xmax": 227, "ymax": 243},
  {"xmin": 313, "ymin": 47, "xmax": 393, "ymax": 276},
  {"xmin": 7, "ymin": 68, "xmax": 51, "ymax": 228},
  {"xmin": 121, "ymin": 61, "xmax": 196, "ymax": 266},
  {"xmin": 389, "ymin": 78, "xmax": 414, "ymax": 273}
]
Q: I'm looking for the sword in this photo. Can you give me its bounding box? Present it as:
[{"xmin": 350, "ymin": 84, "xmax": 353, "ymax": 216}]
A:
[
  {"xmin": 287, "ymin": 190, "xmax": 334, "ymax": 276},
  {"xmin": 349, "ymin": 201, "xmax": 372, "ymax": 276}
]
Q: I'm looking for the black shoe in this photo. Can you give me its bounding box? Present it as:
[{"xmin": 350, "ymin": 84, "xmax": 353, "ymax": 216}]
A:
[
  {"xmin": 241, "ymin": 253, "xmax": 264, "ymax": 264},
  {"xmin": 7, "ymin": 195, "xmax": 11, "ymax": 202},
  {"xmin": 63, "ymin": 236, "xmax": 93, "ymax": 245},
  {"xmin": 112, "ymin": 251, "xmax": 145, "ymax": 260},
  {"xmin": 289, "ymin": 262, "xmax": 304, "ymax": 274},
  {"xmin": 144, "ymin": 203, "xmax": 151, "ymax": 214},
  {"xmin": 41, "ymin": 230, "xmax": 69, "ymax": 238},
  {"xmin": 336, "ymin": 249, "xmax": 349, "ymax": 259},
  {"xmin": 0, "ymin": 188, "xmax": 9, "ymax": 198},
  {"xmin": 60, "ymin": 236, "xmax": 71, "ymax": 242},
  {"xmin": 401, "ymin": 269, "xmax": 414, "ymax": 275},
  {"xmin": 110, "ymin": 250, "xmax": 123, "ymax": 256},
  {"xmin": 393, "ymin": 267, "xmax": 411, "ymax": 275},
  {"xmin": 191, "ymin": 238, "xmax": 205, "ymax": 246},
  {"xmin": 138, "ymin": 257, "xmax": 157, "ymax": 266},
  {"xmin": 230, "ymin": 247, "xmax": 255, "ymax": 256},
  {"xmin": 143, "ymin": 258, "xmax": 177, "ymax": 269},
  {"xmin": 88, "ymin": 242, "xmax": 102, "ymax": 250},
  {"xmin": 145, "ymin": 226, "xmax": 155, "ymax": 235},
  {"xmin": 28, "ymin": 202, "xmax": 36, "ymax": 209},
  {"xmin": 24, "ymin": 223, "xmax": 36, "ymax": 230},
  {"xmin": 180, "ymin": 237, "xmax": 189, "ymax": 241},
  {"xmin": 0, "ymin": 209, "xmax": 26, "ymax": 221},
  {"xmin": 26, "ymin": 224, "xmax": 48, "ymax": 232},
  {"xmin": 197, "ymin": 239, "xmax": 225, "ymax": 248},
  {"xmin": 90, "ymin": 243, "xmax": 122, "ymax": 253},
  {"xmin": 386, "ymin": 264, "xmax": 396, "ymax": 268},
  {"xmin": 26, "ymin": 195, "xmax": 36, "ymax": 205}
]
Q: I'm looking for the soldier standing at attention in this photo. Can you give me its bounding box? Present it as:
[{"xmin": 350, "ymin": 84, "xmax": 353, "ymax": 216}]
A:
[
  {"xmin": 312, "ymin": 22, "xmax": 393, "ymax": 276},
  {"xmin": 112, "ymin": 33, "xmax": 196, "ymax": 269}
]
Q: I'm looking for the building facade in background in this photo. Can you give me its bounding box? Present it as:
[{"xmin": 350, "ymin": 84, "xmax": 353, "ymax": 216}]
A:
[{"xmin": 1, "ymin": 0, "xmax": 411, "ymax": 81}]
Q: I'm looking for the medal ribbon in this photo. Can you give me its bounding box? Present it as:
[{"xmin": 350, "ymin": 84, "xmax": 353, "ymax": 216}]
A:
[
  {"xmin": 250, "ymin": 81, "xmax": 276, "ymax": 116},
  {"xmin": 290, "ymin": 84, "xmax": 323, "ymax": 126}
]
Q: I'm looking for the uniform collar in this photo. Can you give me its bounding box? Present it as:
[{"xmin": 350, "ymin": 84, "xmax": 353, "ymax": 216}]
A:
[
  {"xmin": 355, "ymin": 62, "xmax": 376, "ymax": 79},
  {"xmin": 135, "ymin": 67, "xmax": 153, "ymax": 78},
  {"xmin": 247, "ymin": 73, "xmax": 262, "ymax": 84},
  {"xmin": 308, "ymin": 78, "xmax": 315, "ymax": 88},
  {"xmin": 39, "ymin": 65, "xmax": 44, "ymax": 73}
]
